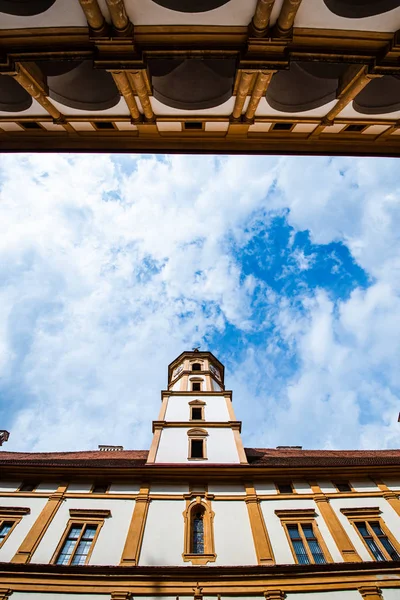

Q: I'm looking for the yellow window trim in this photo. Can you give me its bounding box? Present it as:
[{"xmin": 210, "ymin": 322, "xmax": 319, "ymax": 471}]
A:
[
  {"xmin": 182, "ymin": 497, "xmax": 216, "ymax": 565},
  {"xmin": 0, "ymin": 507, "xmax": 30, "ymax": 550},
  {"xmin": 50, "ymin": 516, "xmax": 107, "ymax": 566},
  {"xmin": 275, "ymin": 508, "xmax": 333, "ymax": 565},
  {"xmin": 341, "ymin": 507, "xmax": 400, "ymax": 561}
]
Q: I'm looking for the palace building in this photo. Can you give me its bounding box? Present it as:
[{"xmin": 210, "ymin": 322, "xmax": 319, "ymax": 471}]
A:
[
  {"xmin": 0, "ymin": 349, "xmax": 400, "ymax": 600},
  {"xmin": 1, "ymin": 0, "xmax": 400, "ymax": 155}
]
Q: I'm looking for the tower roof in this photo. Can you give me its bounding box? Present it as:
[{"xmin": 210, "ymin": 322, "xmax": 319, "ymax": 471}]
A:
[{"xmin": 168, "ymin": 350, "xmax": 225, "ymax": 383}]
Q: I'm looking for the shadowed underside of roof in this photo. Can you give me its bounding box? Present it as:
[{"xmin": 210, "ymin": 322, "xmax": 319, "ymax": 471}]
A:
[{"xmin": 1, "ymin": 0, "xmax": 400, "ymax": 155}]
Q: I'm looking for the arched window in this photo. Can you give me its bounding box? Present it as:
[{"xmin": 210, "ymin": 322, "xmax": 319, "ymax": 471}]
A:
[
  {"xmin": 182, "ymin": 499, "xmax": 216, "ymax": 564},
  {"xmin": 192, "ymin": 363, "xmax": 202, "ymax": 371},
  {"xmin": 192, "ymin": 507, "xmax": 205, "ymax": 554}
]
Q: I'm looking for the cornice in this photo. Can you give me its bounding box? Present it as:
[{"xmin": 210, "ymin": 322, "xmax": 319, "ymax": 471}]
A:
[{"xmin": 151, "ymin": 420, "xmax": 242, "ymax": 432}]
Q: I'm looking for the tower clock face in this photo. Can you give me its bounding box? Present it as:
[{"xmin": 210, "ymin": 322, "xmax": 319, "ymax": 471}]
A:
[
  {"xmin": 209, "ymin": 364, "xmax": 220, "ymax": 380},
  {"xmin": 172, "ymin": 364, "xmax": 183, "ymax": 379}
]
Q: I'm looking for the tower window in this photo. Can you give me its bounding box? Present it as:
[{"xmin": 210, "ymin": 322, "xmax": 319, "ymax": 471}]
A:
[
  {"xmin": 192, "ymin": 382, "xmax": 201, "ymax": 391},
  {"xmin": 192, "ymin": 363, "xmax": 202, "ymax": 371},
  {"xmin": 0, "ymin": 522, "xmax": 15, "ymax": 548},
  {"xmin": 192, "ymin": 508, "xmax": 205, "ymax": 554},
  {"xmin": 91, "ymin": 483, "xmax": 110, "ymax": 494},
  {"xmin": 190, "ymin": 439, "xmax": 204, "ymax": 459},
  {"xmin": 191, "ymin": 407, "xmax": 203, "ymax": 420}
]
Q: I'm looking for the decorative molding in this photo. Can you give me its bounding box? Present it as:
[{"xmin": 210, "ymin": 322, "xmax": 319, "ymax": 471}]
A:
[
  {"xmin": 340, "ymin": 507, "xmax": 381, "ymax": 518},
  {"xmin": 359, "ymin": 587, "xmax": 383, "ymax": 600},
  {"xmin": 0, "ymin": 507, "xmax": 30, "ymax": 516},
  {"xmin": 275, "ymin": 0, "xmax": 303, "ymax": 37},
  {"xmin": 105, "ymin": 0, "xmax": 132, "ymax": 35},
  {"xmin": 69, "ymin": 509, "xmax": 111, "ymax": 519},
  {"xmin": 275, "ymin": 508, "xmax": 316, "ymax": 519},
  {"xmin": 264, "ymin": 591, "xmax": 285, "ymax": 600},
  {"xmin": 111, "ymin": 72, "xmax": 141, "ymax": 122},
  {"xmin": 182, "ymin": 497, "xmax": 216, "ymax": 565},
  {"xmin": 250, "ymin": 0, "xmax": 276, "ymax": 38},
  {"xmin": 78, "ymin": 0, "xmax": 107, "ymax": 34}
]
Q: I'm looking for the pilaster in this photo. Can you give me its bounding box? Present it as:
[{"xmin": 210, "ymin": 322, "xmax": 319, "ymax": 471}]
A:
[
  {"xmin": 245, "ymin": 484, "xmax": 275, "ymax": 565},
  {"xmin": 120, "ymin": 484, "xmax": 151, "ymax": 566},
  {"xmin": 359, "ymin": 587, "xmax": 383, "ymax": 600},
  {"xmin": 12, "ymin": 484, "xmax": 67, "ymax": 564},
  {"xmin": 313, "ymin": 493, "xmax": 362, "ymax": 562}
]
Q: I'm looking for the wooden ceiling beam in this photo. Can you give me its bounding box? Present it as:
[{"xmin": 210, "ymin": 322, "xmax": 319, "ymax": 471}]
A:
[
  {"xmin": 127, "ymin": 71, "xmax": 154, "ymax": 122},
  {"xmin": 105, "ymin": 0, "xmax": 132, "ymax": 35},
  {"xmin": 78, "ymin": 0, "xmax": 107, "ymax": 35},
  {"xmin": 232, "ymin": 71, "xmax": 255, "ymax": 120},
  {"xmin": 325, "ymin": 66, "xmax": 382, "ymax": 124},
  {"xmin": 245, "ymin": 70, "xmax": 275, "ymax": 121},
  {"xmin": 9, "ymin": 62, "xmax": 74, "ymax": 132},
  {"xmin": 249, "ymin": 0, "xmax": 276, "ymax": 38},
  {"xmin": 111, "ymin": 71, "xmax": 141, "ymax": 121},
  {"xmin": 275, "ymin": 0, "xmax": 303, "ymax": 38}
]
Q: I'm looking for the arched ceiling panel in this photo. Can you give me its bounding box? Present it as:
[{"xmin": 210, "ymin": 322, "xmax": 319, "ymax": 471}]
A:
[
  {"xmin": 353, "ymin": 75, "xmax": 400, "ymax": 114},
  {"xmin": 323, "ymin": 0, "xmax": 400, "ymax": 18},
  {"xmin": 266, "ymin": 62, "xmax": 347, "ymax": 113},
  {"xmin": 0, "ymin": 75, "xmax": 32, "ymax": 112},
  {"xmin": 151, "ymin": 0, "xmax": 231, "ymax": 12},
  {"xmin": 148, "ymin": 58, "xmax": 236, "ymax": 110},
  {"xmin": 46, "ymin": 60, "xmax": 120, "ymax": 111},
  {"xmin": 0, "ymin": 0, "xmax": 56, "ymax": 16}
]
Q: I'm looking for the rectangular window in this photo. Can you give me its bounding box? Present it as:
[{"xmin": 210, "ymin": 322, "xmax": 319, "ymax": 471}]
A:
[
  {"xmin": 0, "ymin": 521, "xmax": 15, "ymax": 547},
  {"xmin": 334, "ymin": 482, "xmax": 352, "ymax": 492},
  {"xmin": 19, "ymin": 482, "xmax": 38, "ymax": 492},
  {"xmin": 277, "ymin": 482, "xmax": 293, "ymax": 494},
  {"xmin": 192, "ymin": 382, "xmax": 201, "ymax": 391},
  {"xmin": 191, "ymin": 407, "xmax": 203, "ymax": 420},
  {"xmin": 356, "ymin": 521, "xmax": 400, "ymax": 561},
  {"xmin": 287, "ymin": 523, "xmax": 326, "ymax": 565},
  {"xmin": 55, "ymin": 523, "xmax": 99, "ymax": 566},
  {"xmin": 190, "ymin": 439, "xmax": 204, "ymax": 459},
  {"xmin": 91, "ymin": 483, "xmax": 109, "ymax": 494}
]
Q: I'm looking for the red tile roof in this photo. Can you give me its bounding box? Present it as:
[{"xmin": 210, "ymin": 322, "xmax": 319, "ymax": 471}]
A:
[{"xmin": 0, "ymin": 447, "xmax": 399, "ymax": 468}]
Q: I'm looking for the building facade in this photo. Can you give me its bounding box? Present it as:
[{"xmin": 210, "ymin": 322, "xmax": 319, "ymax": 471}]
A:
[{"xmin": 1, "ymin": 350, "xmax": 400, "ymax": 600}]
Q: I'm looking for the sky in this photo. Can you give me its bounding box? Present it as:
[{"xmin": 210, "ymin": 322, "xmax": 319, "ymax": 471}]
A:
[{"xmin": 0, "ymin": 152, "xmax": 399, "ymax": 453}]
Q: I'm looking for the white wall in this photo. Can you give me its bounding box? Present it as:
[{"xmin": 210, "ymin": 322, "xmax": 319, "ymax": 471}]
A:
[
  {"xmin": 293, "ymin": 481, "xmax": 313, "ymax": 494},
  {"xmin": 165, "ymin": 395, "xmax": 229, "ymax": 422},
  {"xmin": 259, "ymin": 498, "xmax": 342, "ymax": 564},
  {"xmin": 0, "ymin": 481, "xmax": 21, "ymax": 492},
  {"xmin": 31, "ymin": 497, "xmax": 135, "ymax": 565},
  {"xmin": 331, "ymin": 496, "xmax": 400, "ymax": 562},
  {"xmin": 255, "ymin": 481, "xmax": 278, "ymax": 494},
  {"xmin": 213, "ymin": 501, "xmax": 257, "ymax": 565},
  {"xmin": 150, "ymin": 483, "xmax": 188, "ymax": 494},
  {"xmin": 155, "ymin": 427, "xmax": 239, "ymax": 463},
  {"xmin": 0, "ymin": 496, "xmax": 48, "ymax": 562},
  {"xmin": 383, "ymin": 590, "xmax": 400, "ymax": 600},
  {"xmin": 286, "ymin": 592, "xmax": 360, "ymax": 600},
  {"xmin": 208, "ymin": 484, "xmax": 245, "ymax": 495},
  {"xmin": 67, "ymin": 482, "xmax": 93, "ymax": 493},
  {"xmin": 139, "ymin": 499, "xmax": 186, "ymax": 565},
  {"xmin": 349, "ymin": 479, "xmax": 379, "ymax": 493}
]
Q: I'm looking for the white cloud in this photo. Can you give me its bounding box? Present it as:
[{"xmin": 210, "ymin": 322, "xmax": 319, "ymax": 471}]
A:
[{"xmin": 0, "ymin": 154, "xmax": 399, "ymax": 452}]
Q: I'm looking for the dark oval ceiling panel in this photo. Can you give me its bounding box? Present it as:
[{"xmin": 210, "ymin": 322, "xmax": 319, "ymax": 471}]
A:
[
  {"xmin": 266, "ymin": 61, "xmax": 347, "ymax": 113},
  {"xmin": 0, "ymin": 0, "xmax": 56, "ymax": 16},
  {"xmin": 0, "ymin": 75, "xmax": 32, "ymax": 112},
  {"xmin": 323, "ymin": 0, "xmax": 400, "ymax": 18},
  {"xmin": 47, "ymin": 60, "xmax": 120, "ymax": 111},
  {"xmin": 149, "ymin": 58, "xmax": 236, "ymax": 110},
  {"xmin": 151, "ymin": 0, "xmax": 231, "ymax": 12},
  {"xmin": 353, "ymin": 75, "xmax": 400, "ymax": 114}
]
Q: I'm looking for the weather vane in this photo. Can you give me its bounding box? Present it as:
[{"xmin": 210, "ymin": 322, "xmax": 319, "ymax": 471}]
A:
[{"xmin": 192, "ymin": 345, "xmax": 200, "ymax": 352}]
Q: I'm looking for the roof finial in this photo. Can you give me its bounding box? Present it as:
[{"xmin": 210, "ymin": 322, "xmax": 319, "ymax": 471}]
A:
[{"xmin": 192, "ymin": 346, "xmax": 200, "ymax": 352}]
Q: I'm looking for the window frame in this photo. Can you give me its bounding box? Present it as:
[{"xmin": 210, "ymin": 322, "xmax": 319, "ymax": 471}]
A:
[
  {"xmin": 275, "ymin": 509, "xmax": 332, "ymax": 565},
  {"xmin": 51, "ymin": 509, "xmax": 110, "ymax": 566},
  {"xmin": 90, "ymin": 482, "xmax": 110, "ymax": 494},
  {"xmin": 191, "ymin": 363, "xmax": 202, "ymax": 371},
  {"xmin": 189, "ymin": 399, "xmax": 206, "ymax": 422},
  {"xmin": 18, "ymin": 482, "xmax": 38, "ymax": 492},
  {"xmin": 333, "ymin": 481, "xmax": 354, "ymax": 493},
  {"xmin": 182, "ymin": 498, "xmax": 216, "ymax": 565},
  {"xmin": 0, "ymin": 507, "xmax": 30, "ymax": 549},
  {"xmin": 276, "ymin": 482, "xmax": 295, "ymax": 494},
  {"xmin": 341, "ymin": 507, "xmax": 400, "ymax": 562},
  {"xmin": 187, "ymin": 427, "xmax": 208, "ymax": 461}
]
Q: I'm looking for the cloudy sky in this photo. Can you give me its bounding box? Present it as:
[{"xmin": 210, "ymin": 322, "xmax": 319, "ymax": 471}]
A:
[{"xmin": 0, "ymin": 153, "xmax": 399, "ymax": 453}]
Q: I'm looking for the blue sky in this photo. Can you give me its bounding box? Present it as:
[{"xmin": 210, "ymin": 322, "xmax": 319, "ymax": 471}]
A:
[{"xmin": 0, "ymin": 153, "xmax": 399, "ymax": 452}]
